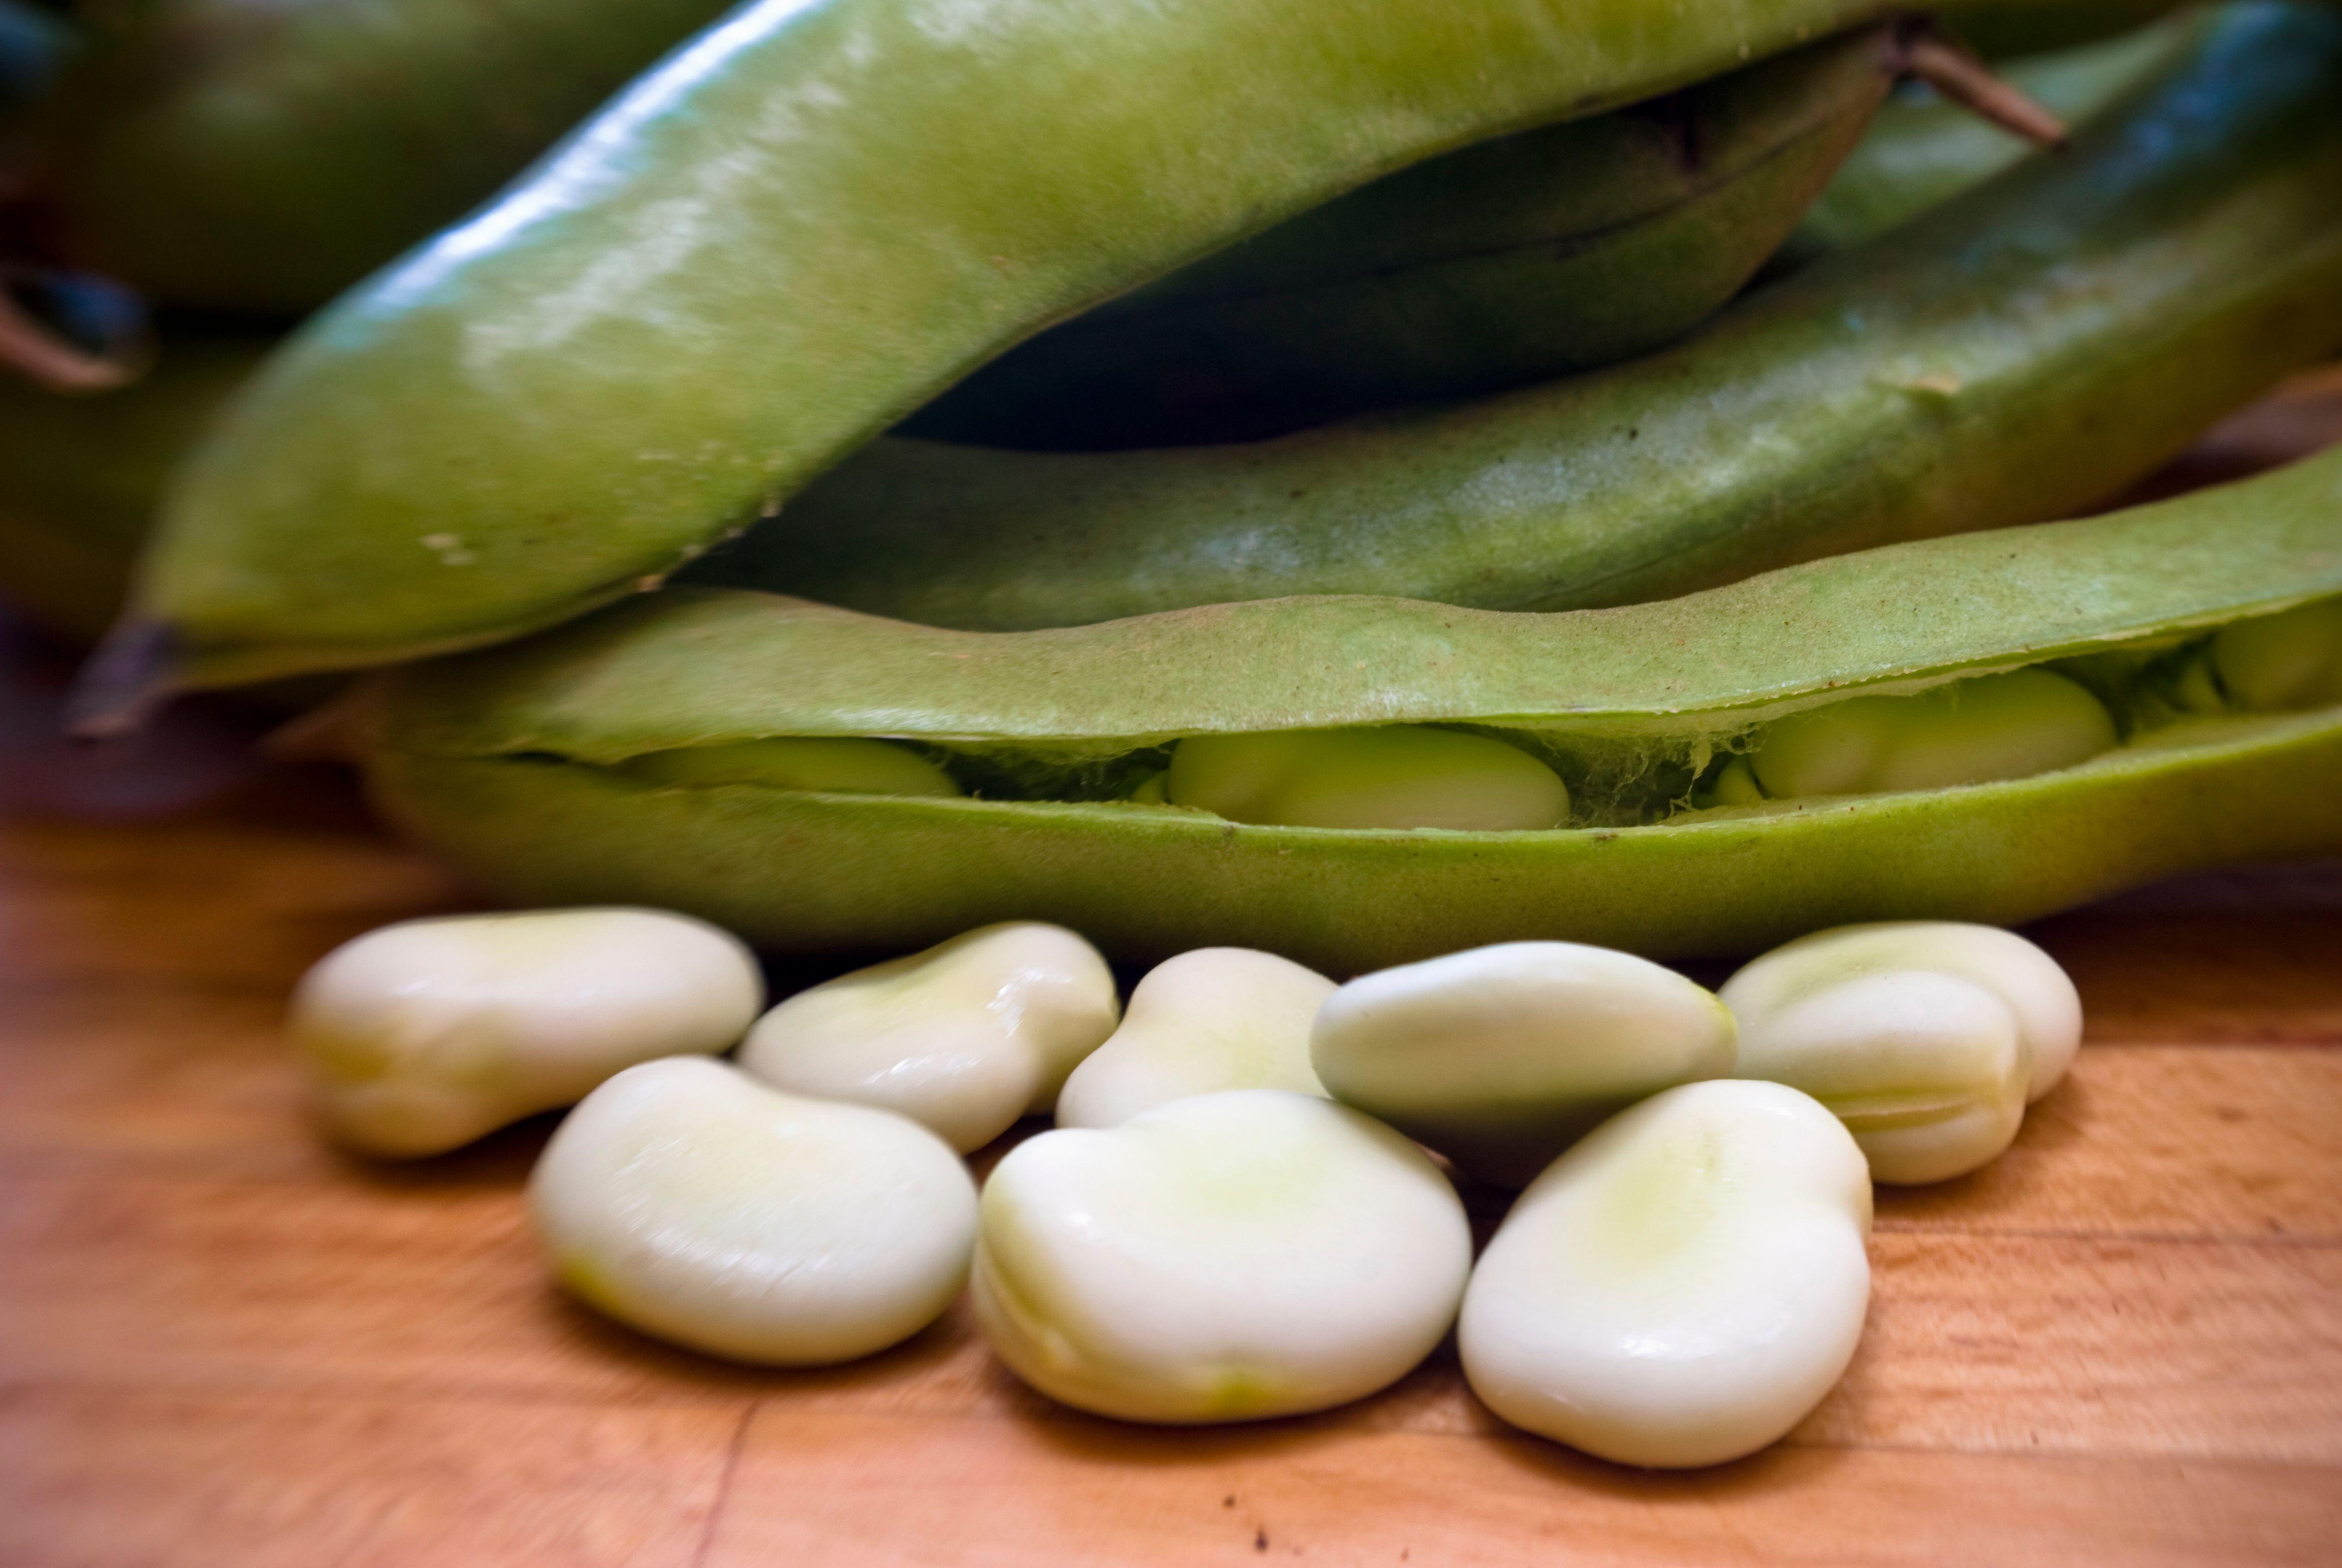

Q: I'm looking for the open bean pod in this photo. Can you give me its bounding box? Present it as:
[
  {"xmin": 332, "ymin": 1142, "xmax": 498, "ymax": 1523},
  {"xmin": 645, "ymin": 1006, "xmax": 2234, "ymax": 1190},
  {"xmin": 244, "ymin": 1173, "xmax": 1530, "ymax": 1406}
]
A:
[{"xmin": 354, "ymin": 446, "xmax": 2342, "ymax": 973}]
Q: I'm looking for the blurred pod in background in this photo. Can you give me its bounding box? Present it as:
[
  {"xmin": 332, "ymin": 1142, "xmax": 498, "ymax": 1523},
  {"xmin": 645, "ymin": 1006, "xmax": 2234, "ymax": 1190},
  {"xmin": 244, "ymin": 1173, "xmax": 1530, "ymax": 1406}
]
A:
[
  {"xmin": 0, "ymin": 0, "xmax": 68, "ymax": 118},
  {"xmin": 0, "ymin": 326, "xmax": 264, "ymax": 641},
  {"xmin": 9, "ymin": 0, "xmax": 743, "ymax": 315},
  {"xmin": 1939, "ymin": 0, "xmax": 2188, "ymax": 56},
  {"xmin": 0, "ymin": 0, "xmax": 68, "ymax": 242}
]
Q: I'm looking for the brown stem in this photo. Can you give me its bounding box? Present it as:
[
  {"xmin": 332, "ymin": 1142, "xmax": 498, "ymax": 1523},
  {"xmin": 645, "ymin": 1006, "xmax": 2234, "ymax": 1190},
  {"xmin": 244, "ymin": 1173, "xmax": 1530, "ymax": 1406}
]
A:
[
  {"xmin": 0, "ymin": 276, "xmax": 147, "ymax": 390},
  {"xmin": 1898, "ymin": 26, "xmax": 2068, "ymax": 148},
  {"xmin": 65, "ymin": 617, "xmax": 177, "ymax": 740}
]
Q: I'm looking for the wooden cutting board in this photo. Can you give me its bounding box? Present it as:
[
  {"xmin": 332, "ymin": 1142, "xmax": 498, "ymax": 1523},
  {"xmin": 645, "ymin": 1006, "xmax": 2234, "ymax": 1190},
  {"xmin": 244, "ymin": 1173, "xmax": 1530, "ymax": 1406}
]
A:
[{"xmin": 3, "ymin": 377, "xmax": 2340, "ymax": 1568}]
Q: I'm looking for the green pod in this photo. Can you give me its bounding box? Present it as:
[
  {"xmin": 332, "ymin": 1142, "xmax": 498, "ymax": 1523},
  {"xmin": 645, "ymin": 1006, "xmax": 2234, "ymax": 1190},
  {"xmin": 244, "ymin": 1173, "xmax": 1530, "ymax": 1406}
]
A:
[
  {"xmin": 0, "ymin": 0, "xmax": 66, "ymax": 198},
  {"xmin": 1939, "ymin": 0, "xmax": 2187, "ymax": 56},
  {"xmin": 903, "ymin": 31, "xmax": 1894, "ymax": 451},
  {"xmin": 115, "ymin": 0, "xmax": 2128, "ymax": 695},
  {"xmin": 355, "ymin": 447, "xmax": 2342, "ymax": 973},
  {"xmin": 1787, "ymin": 13, "xmax": 2197, "ymax": 258},
  {"xmin": 0, "ymin": 0, "xmax": 68, "ymax": 121},
  {"xmin": 0, "ymin": 328, "xmax": 267, "ymax": 644},
  {"xmin": 692, "ymin": 2, "xmax": 2342, "ymax": 632},
  {"xmin": 18, "ymin": 0, "xmax": 742, "ymax": 315}
]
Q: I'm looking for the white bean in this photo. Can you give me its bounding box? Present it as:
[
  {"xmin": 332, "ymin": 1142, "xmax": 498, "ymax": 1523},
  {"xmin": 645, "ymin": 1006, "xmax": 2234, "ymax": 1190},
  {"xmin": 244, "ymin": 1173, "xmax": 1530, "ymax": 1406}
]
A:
[
  {"xmin": 1733, "ymin": 969, "xmax": 2023, "ymax": 1184},
  {"xmin": 531, "ymin": 1057, "xmax": 976, "ymax": 1364},
  {"xmin": 1722, "ymin": 921, "xmax": 2082, "ymax": 1102},
  {"xmin": 973, "ymin": 1089, "xmax": 1471, "ymax": 1423},
  {"xmin": 1459, "ymin": 1080, "xmax": 1872, "ymax": 1468},
  {"xmin": 290, "ymin": 907, "xmax": 763, "ymax": 1158},
  {"xmin": 738, "ymin": 922, "xmax": 1118, "ymax": 1152},
  {"xmin": 1310, "ymin": 941, "xmax": 1737, "ymax": 1184},
  {"xmin": 1056, "ymin": 948, "xmax": 1334, "ymax": 1128}
]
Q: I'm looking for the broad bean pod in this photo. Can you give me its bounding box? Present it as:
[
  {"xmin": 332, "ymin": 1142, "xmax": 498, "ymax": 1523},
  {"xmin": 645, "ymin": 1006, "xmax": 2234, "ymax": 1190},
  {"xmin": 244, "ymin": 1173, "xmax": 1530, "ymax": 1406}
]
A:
[
  {"xmin": 699, "ymin": 4, "xmax": 2342, "ymax": 632},
  {"xmin": 906, "ymin": 31, "xmax": 1894, "ymax": 450},
  {"xmin": 353, "ymin": 447, "xmax": 2342, "ymax": 973},
  {"xmin": 108, "ymin": 0, "xmax": 2151, "ymax": 697},
  {"xmin": 0, "ymin": 33, "xmax": 1881, "ymax": 625}
]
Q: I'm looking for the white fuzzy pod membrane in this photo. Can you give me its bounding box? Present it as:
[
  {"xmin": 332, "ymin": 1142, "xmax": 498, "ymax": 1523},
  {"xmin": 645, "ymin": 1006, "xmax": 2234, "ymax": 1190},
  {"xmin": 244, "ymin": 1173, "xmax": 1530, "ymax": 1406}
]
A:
[
  {"xmin": 530, "ymin": 1057, "xmax": 977, "ymax": 1365},
  {"xmin": 973, "ymin": 1089, "xmax": 1471, "ymax": 1423},
  {"xmin": 290, "ymin": 907, "xmax": 764, "ymax": 1158},
  {"xmin": 738, "ymin": 921, "xmax": 1119, "ymax": 1152},
  {"xmin": 1311, "ymin": 941, "xmax": 1738, "ymax": 1185},
  {"xmin": 1459, "ymin": 1080, "xmax": 1872, "ymax": 1468},
  {"xmin": 1720, "ymin": 921, "xmax": 2082, "ymax": 1104},
  {"xmin": 1055, "ymin": 947, "xmax": 1335, "ymax": 1128}
]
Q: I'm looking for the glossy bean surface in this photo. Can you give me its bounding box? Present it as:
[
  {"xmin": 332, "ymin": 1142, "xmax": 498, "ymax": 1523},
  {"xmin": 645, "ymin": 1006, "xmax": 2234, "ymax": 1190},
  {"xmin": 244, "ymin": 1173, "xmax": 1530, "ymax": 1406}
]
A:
[
  {"xmin": 532, "ymin": 1057, "xmax": 977, "ymax": 1365},
  {"xmin": 1056, "ymin": 949, "xmax": 1335, "ymax": 1129},
  {"xmin": 294, "ymin": 907, "xmax": 764, "ymax": 1159},
  {"xmin": 974, "ymin": 1090, "xmax": 1472, "ymax": 1423},
  {"xmin": 1458, "ymin": 1080, "xmax": 1873, "ymax": 1467},
  {"xmin": 1311, "ymin": 943, "xmax": 1738, "ymax": 1185},
  {"xmin": 737, "ymin": 922, "xmax": 1117, "ymax": 1152},
  {"xmin": 1167, "ymin": 727, "xmax": 1568, "ymax": 832},
  {"xmin": 1746, "ymin": 669, "xmax": 2117, "ymax": 797}
]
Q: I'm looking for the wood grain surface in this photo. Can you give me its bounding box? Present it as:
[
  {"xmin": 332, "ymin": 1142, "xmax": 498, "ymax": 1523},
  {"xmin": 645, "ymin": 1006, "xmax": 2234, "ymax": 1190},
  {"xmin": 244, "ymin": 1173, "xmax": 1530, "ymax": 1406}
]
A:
[{"xmin": 3, "ymin": 374, "xmax": 2340, "ymax": 1567}]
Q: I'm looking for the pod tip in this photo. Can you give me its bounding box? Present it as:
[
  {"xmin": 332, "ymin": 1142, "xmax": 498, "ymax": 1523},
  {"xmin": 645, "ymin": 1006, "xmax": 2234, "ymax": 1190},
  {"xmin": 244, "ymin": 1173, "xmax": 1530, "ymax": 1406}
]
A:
[{"xmin": 66, "ymin": 617, "xmax": 180, "ymax": 740}]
